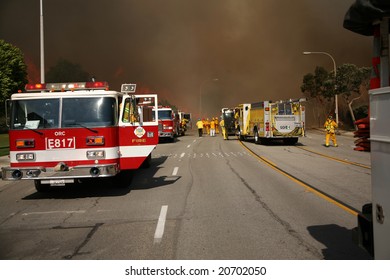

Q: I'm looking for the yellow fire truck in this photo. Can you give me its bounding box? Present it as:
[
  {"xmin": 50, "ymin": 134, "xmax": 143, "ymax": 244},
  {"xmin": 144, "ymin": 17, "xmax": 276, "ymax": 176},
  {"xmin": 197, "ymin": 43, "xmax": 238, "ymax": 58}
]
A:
[{"xmin": 235, "ymin": 98, "xmax": 306, "ymax": 145}]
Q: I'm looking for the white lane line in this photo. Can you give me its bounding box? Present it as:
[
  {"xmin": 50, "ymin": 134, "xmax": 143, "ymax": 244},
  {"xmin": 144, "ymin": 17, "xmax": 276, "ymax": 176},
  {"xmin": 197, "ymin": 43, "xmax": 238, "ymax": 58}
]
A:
[
  {"xmin": 180, "ymin": 152, "xmax": 185, "ymax": 158},
  {"xmin": 172, "ymin": 167, "xmax": 179, "ymax": 176},
  {"xmin": 187, "ymin": 144, "xmax": 191, "ymax": 148},
  {"xmin": 22, "ymin": 210, "xmax": 86, "ymax": 216},
  {"xmin": 97, "ymin": 210, "xmax": 112, "ymax": 213},
  {"xmin": 154, "ymin": 205, "xmax": 168, "ymax": 244}
]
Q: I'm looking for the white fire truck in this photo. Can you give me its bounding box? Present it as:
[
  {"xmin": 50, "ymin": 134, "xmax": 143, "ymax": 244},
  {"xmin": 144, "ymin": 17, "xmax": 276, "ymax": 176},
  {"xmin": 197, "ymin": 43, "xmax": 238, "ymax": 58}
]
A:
[
  {"xmin": 1, "ymin": 81, "xmax": 159, "ymax": 192},
  {"xmin": 235, "ymin": 98, "xmax": 306, "ymax": 145}
]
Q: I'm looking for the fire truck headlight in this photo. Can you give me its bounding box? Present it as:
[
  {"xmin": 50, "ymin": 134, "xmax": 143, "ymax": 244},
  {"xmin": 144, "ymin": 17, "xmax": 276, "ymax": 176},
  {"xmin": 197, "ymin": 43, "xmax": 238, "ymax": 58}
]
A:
[
  {"xmin": 86, "ymin": 150, "xmax": 105, "ymax": 159},
  {"xmin": 16, "ymin": 153, "xmax": 35, "ymax": 161}
]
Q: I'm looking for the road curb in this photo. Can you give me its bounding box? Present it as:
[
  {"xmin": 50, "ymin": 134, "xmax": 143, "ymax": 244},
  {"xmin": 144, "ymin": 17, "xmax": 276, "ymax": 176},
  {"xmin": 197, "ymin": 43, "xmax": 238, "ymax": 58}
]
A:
[{"xmin": 310, "ymin": 127, "xmax": 355, "ymax": 137}]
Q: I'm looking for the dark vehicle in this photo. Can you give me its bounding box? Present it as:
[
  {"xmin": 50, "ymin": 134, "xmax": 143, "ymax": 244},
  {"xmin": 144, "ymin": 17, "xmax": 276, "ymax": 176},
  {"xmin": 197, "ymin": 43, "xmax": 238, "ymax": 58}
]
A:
[{"xmin": 221, "ymin": 108, "xmax": 236, "ymax": 136}]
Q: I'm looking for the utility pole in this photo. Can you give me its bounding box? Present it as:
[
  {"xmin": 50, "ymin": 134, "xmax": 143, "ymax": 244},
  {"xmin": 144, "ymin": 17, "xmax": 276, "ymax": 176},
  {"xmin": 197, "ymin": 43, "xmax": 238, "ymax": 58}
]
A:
[{"xmin": 40, "ymin": 0, "xmax": 45, "ymax": 83}]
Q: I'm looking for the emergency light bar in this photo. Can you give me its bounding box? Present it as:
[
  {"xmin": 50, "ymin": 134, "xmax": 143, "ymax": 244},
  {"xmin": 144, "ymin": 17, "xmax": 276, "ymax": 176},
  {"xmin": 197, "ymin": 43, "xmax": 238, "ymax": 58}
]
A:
[{"xmin": 25, "ymin": 81, "xmax": 109, "ymax": 92}]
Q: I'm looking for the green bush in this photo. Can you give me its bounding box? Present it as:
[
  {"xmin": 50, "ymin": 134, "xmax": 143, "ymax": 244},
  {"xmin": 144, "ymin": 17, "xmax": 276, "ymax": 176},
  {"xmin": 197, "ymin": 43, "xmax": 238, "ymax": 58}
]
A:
[{"xmin": 0, "ymin": 133, "xmax": 9, "ymax": 157}]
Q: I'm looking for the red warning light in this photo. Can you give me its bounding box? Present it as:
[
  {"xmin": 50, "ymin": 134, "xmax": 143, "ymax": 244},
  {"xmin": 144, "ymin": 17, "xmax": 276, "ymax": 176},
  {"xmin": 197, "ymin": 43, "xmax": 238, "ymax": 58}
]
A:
[
  {"xmin": 25, "ymin": 83, "xmax": 46, "ymax": 91},
  {"xmin": 85, "ymin": 81, "xmax": 108, "ymax": 89}
]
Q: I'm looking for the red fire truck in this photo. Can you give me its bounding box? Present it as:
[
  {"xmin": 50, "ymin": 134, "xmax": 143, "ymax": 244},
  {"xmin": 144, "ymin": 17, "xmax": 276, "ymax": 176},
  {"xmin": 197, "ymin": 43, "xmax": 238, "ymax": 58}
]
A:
[
  {"xmin": 1, "ymin": 82, "xmax": 159, "ymax": 192},
  {"xmin": 153, "ymin": 106, "xmax": 180, "ymax": 142}
]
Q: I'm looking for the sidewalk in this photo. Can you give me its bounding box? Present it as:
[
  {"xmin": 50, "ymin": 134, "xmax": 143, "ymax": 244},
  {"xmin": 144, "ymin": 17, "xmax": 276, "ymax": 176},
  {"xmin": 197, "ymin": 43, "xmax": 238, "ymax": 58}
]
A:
[{"xmin": 310, "ymin": 127, "xmax": 354, "ymax": 137}]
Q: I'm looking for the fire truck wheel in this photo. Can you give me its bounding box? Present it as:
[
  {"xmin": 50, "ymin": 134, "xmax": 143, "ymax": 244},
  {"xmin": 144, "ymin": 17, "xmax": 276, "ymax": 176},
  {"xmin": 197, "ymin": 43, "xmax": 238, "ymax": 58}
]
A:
[{"xmin": 34, "ymin": 180, "xmax": 50, "ymax": 192}]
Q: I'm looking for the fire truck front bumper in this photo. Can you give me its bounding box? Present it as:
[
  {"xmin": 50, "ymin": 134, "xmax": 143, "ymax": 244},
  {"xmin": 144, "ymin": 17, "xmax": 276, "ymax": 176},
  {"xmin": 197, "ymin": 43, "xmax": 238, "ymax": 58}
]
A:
[
  {"xmin": 158, "ymin": 132, "xmax": 174, "ymax": 138},
  {"xmin": 1, "ymin": 163, "xmax": 119, "ymax": 181}
]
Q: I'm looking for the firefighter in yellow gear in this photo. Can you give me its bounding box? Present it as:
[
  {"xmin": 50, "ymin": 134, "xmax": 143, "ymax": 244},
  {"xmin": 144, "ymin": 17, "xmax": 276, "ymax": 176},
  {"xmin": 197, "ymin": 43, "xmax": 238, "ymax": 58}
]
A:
[
  {"xmin": 214, "ymin": 117, "xmax": 219, "ymax": 134},
  {"xmin": 204, "ymin": 118, "xmax": 210, "ymax": 135},
  {"xmin": 210, "ymin": 118, "xmax": 216, "ymax": 136},
  {"xmin": 122, "ymin": 99, "xmax": 139, "ymax": 123},
  {"xmin": 324, "ymin": 115, "xmax": 338, "ymax": 147},
  {"xmin": 181, "ymin": 118, "xmax": 188, "ymax": 133},
  {"xmin": 196, "ymin": 118, "xmax": 204, "ymax": 137},
  {"xmin": 234, "ymin": 110, "xmax": 239, "ymax": 130},
  {"xmin": 220, "ymin": 118, "xmax": 228, "ymax": 140}
]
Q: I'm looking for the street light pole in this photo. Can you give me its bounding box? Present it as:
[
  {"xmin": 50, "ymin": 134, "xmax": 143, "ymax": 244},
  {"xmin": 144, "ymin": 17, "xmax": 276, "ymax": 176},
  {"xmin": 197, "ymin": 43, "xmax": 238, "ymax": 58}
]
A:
[
  {"xmin": 303, "ymin": 51, "xmax": 338, "ymax": 125},
  {"xmin": 199, "ymin": 78, "xmax": 218, "ymax": 118},
  {"xmin": 40, "ymin": 0, "xmax": 45, "ymax": 84}
]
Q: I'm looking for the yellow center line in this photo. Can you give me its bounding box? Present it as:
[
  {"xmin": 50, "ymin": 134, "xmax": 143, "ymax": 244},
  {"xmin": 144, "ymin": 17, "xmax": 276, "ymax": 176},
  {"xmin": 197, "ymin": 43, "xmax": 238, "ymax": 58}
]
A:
[
  {"xmin": 239, "ymin": 141, "xmax": 359, "ymax": 217},
  {"xmin": 296, "ymin": 146, "xmax": 371, "ymax": 169}
]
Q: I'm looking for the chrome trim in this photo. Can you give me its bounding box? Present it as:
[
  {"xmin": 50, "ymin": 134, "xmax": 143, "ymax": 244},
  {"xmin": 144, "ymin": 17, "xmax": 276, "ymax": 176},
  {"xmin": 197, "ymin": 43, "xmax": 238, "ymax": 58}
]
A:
[{"xmin": 1, "ymin": 164, "xmax": 118, "ymax": 181}]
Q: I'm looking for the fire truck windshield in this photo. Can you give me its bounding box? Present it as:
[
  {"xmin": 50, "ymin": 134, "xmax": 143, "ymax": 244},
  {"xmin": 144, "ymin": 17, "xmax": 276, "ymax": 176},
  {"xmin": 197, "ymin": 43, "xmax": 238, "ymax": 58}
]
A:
[
  {"xmin": 157, "ymin": 110, "xmax": 172, "ymax": 120},
  {"xmin": 10, "ymin": 97, "xmax": 117, "ymax": 130},
  {"xmin": 277, "ymin": 103, "xmax": 293, "ymax": 115},
  {"xmin": 223, "ymin": 111, "xmax": 234, "ymax": 118}
]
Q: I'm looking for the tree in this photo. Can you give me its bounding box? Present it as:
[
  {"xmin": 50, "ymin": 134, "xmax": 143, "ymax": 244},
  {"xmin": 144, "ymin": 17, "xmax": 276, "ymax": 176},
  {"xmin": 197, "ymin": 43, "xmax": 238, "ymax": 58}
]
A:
[
  {"xmin": 0, "ymin": 40, "xmax": 28, "ymax": 108},
  {"xmin": 301, "ymin": 64, "xmax": 370, "ymax": 128},
  {"xmin": 46, "ymin": 59, "xmax": 90, "ymax": 83},
  {"xmin": 300, "ymin": 66, "xmax": 334, "ymax": 127},
  {"xmin": 301, "ymin": 66, "xmax": 335, "ymax": 101},
  {"xmin": 335, "ymin": 64, "xmax": 370, "ymax": 127}
]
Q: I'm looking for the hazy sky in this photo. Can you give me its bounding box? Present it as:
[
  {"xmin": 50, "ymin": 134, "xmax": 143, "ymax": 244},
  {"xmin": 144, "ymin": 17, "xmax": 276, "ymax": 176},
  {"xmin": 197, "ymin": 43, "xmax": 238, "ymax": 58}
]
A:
[{"xmin": 0, "ymin": 0, "xmax": 371, "ymax": 117}]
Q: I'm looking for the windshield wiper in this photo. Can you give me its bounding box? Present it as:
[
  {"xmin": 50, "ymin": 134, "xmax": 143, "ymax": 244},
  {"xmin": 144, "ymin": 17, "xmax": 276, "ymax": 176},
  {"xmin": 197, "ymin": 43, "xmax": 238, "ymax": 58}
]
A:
[
  {"xmin": 25, "ymin": 127, "xmax": 44, "ymax": 136},
  {"xmin": 66, "ymin": 122, "xmax": 98, "ymax": 133}
]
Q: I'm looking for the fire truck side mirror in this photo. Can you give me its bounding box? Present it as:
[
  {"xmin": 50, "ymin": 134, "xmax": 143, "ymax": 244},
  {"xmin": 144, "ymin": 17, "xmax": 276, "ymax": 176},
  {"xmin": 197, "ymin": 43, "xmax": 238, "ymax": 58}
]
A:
[
  {"xmin": 5, "ymin": 99, "xmax": 11, "ymax": 128},
  {"xmin": 138, "ymin": 105, "xmax": 143, "ymax": 126}
]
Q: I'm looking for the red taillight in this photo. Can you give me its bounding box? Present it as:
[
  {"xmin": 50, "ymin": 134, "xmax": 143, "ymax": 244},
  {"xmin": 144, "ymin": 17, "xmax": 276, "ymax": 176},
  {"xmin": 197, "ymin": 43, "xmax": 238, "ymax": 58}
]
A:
[{"xmin": 265, "ymin": 121, "xmax": 270, "ymax": 132}]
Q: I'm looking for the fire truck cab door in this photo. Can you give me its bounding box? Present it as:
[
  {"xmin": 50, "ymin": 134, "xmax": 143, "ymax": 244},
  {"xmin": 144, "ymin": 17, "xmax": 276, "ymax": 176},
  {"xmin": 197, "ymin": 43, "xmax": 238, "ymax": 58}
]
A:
[{"xmin": 118, "ymin": 94, "xmax": 158, "ymax": 170}]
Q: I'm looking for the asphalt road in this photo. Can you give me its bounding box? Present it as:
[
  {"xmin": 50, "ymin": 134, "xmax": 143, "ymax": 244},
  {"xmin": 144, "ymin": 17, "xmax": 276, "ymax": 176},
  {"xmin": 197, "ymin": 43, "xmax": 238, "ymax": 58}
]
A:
[{"xmin": 0, "ymin": 129, "xmax": 372, "ymax": 260}]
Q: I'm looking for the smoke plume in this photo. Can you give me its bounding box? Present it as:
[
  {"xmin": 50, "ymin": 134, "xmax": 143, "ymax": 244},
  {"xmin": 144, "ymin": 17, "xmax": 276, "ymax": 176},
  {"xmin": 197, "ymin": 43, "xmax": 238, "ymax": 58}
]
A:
[{"xmin": 0, "ymin": 0, "xmax": 371, "ymax": 119}]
